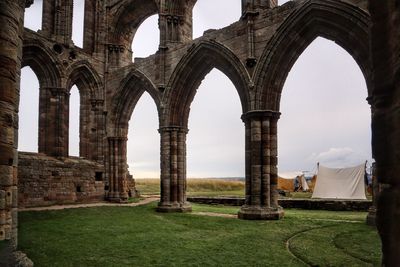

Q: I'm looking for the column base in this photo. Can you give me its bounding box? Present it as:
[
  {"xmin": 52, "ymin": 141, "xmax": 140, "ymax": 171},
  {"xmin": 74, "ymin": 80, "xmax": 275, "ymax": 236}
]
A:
[
  {"xmin": 157, "ymin": 202, "xmax": 192, "ymax": 213},
  {"xmin": 107, "ymin": 191, "xmax": 129, "ymax": 203},
  {"xmin": 366, "ymin": 207, "xmax": 376, "ymax": 226},
  {"xmin": 238, "ymin": 205, "xmax": 284, "ymax": 220}
]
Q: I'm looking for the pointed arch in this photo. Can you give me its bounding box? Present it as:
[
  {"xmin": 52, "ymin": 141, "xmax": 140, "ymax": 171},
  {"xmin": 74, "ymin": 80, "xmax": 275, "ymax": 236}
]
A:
[
  {"xmin": 109, "ymin": 0, "xmax": 158, "ymax": 45},
  {"xmin": 254, "ymin": 0, "xmax": 372, "ymax": 111},
  {"xmin": 66, "ymin": 61, "xmax": 104, "ymax": 158},
  {"xmin": 22, "ymin": 38, "xmax": 62, "ymax": 88},
  {"xmin": 110, "ymin": 69, "xmax": 161, "ymax": 136},
  {"xmin": 66, "ymin": 60, "xmax": 103, "ymax": 99},
  {"xmin": 163, "ymin": 40, "xmax": 252, "ymax": 127}
]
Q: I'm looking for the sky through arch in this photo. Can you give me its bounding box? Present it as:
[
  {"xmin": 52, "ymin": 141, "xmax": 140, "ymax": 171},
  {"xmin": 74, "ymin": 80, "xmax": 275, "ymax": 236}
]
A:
[
  {"xmin": 278, "ymin": 37, "xmax": 372, "ymax": 173},
  {"xmin": 127, "ymin": 92, "xmax": 160, "ymax": 178},
  {"xmin": 69, "ymin": 86, "xmax": 80, "ymax": 157},
  {"xmin": 131, "ymin": 15, "xmax": 160, "ymax": 60},
  {"xmin": 187, "ymin": 69, "xmax": 245, "ymax": 178},
  {"xmin": 19, "ymin": 67, "xmax": 40, "ymax": 152}
]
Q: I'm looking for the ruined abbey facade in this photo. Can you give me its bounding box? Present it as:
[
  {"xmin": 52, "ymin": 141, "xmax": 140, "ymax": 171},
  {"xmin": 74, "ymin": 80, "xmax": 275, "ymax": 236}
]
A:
[{"xmin": 1, "ymin": 0, "xmax": 399, "ymax": 265}]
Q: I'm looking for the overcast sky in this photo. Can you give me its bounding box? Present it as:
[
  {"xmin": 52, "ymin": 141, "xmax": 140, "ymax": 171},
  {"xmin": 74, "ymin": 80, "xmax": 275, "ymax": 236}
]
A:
[{"xmin": 21, "ymin": 0, "xmax": 372, "ymax": 178}]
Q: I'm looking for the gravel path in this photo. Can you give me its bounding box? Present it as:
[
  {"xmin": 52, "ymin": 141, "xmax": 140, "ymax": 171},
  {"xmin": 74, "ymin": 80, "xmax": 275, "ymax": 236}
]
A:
[{"xmin": 19, "ymin": 197, "xmax": 159, "ymax": 212}]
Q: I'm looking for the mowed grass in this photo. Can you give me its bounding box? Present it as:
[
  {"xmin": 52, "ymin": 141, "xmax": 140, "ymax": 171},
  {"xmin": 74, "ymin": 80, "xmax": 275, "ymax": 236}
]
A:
[
  {"xmin": 18, "ymin": 202, "xmax": 382, "ymax": 266},
  {"xmin": 136, "ymin": 178, "xmax": 245, "ymax": 197}
]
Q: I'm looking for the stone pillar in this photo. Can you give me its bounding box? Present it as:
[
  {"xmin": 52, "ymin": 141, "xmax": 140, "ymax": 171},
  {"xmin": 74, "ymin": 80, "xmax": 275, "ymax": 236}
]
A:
[
  {"xmin": 157, "ymin": 127, "xmax": 191, "ymax": 212},
  {"xmin": 366, "ymin": 162, "xmax": 378, "ymax": 226},
  {"xmin": 107, "ymin": 137, "xmax": 128, "ymax": 202},
  {"xmin": 368, "ymin": 1, "xmax": 400, "ymax": 265},
  {"xmin": 159, "ymin": 0, "xmax": 195, "ymax": 45},
  {"xmin": 83, "ymin": 0, "xmax": 106, "ymax": 57},
  {"xmin": 239, "ymin": 111, "xmax": 284, "ymax": 220},
  {"xmin": 157, "ymin": 0, "xmax": 196, "ymax": 88},
  {"xmin": 42, "ymin": 0, "xmax": 74, "ymax": 44},
  {"xmin": 39, "ymin": 87, "xmax": 69, "ymax": 157},
  {"xmin": 89, "ymin": 99, "xmax": 105, "ymax": 163},
  {"xmin": 0, "ymin": 0, "xmax": 29, "ymax": 250}
]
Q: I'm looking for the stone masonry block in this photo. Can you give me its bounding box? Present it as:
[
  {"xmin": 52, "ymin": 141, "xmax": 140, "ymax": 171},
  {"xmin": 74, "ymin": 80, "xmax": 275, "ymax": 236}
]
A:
[{"xmin": 0, "ymin": 166, "xmax": 13, "ymax": 186}]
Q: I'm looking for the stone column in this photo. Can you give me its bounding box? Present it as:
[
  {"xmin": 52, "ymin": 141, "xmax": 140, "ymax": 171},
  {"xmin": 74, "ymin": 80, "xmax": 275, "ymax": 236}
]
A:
[
  {"xmin": 107, "ymin": 137, "xmax": 128, "ymax": 202},
  {"xmin": 366, "ymin": 162, "xmax": 378, "ymax": 226},
  {"xmin": 239, "ymin": 110, "xmax": 284, "ymax": 220},
  {"xmin": 39, "ymin": 87, "xmax": 69, "ymax": 157},
  {"xmin": 157, "ymin": 127, "xmax": 191, "ymax": 212},
  {"xmin": 89, "ymin": 99, "xmax": 105, "ymax": 163},
  {"xmin": 0, "ymin": 0, "xmax": 29, "ymax": 250},
  {"xmin": 368, "ymin": 1, "xmax": 400, "ymax": 265},
  {"xmin": 42, "ymin": 0, "xmax": 73, "ymax": 44}
]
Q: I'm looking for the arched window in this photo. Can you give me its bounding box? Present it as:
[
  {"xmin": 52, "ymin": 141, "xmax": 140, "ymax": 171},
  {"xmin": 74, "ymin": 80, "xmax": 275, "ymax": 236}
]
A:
[
  {"xmin": 69, "ymin": 85, "xmax": 80, "ymax": 156},
  {"xmin": 131, "ymin": 15, "xmax": 160, "ymax": 61},
  {"xmin": 72, "ymin": 1, "xmax": 85, "ymax": 47},
  {"xmin": 24, "ymin": 0, "xmax": 42, "ymax": 31},
  {"xmin": 127, "ymin": 92, "xmax": 160, "ymax": 178},
  {"xmin": 278, "ymin": 37, "xmax": 372, "ymax": 172},
  {"xmin": 192, "ymin": 0, "xmax": 241, "ymax": 38},
  {"xmin": 19, "ymin": 67, "xmax": 40, "ymax": 152},
  {"xmin": 187, "ymin": 69, "xmax": 244, "ymax": 178}
]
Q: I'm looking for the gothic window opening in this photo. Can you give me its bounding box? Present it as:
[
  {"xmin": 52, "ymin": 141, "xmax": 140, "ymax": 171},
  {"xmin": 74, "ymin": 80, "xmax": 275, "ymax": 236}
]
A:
[
  {"xmin": 127, "ymin": 92, "xmax": 160, "ymax": 180},
  {"xmin": 69, "ymin": 85, "xmax": 80, "ymax": 157},
  {"xmin": 24, "ymin": 0, "xmax": 42, "ymax": 31},
  {"xmin": 131, "ymin": 15, "xmax": 160, "ymax": 62},
  {"xmin": 19, "ymin": 67, "xmax": 40, "ymax": 152},
  {"xmin": 72, "ymin": 0, "xmax": 85, "ymax": 47}
]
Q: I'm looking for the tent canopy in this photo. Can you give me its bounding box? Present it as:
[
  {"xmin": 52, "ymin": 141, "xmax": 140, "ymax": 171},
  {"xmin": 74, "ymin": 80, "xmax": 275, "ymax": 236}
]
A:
[{"xmin": 312, "ymin": 163, "xmax": 366, "ymax": 200}]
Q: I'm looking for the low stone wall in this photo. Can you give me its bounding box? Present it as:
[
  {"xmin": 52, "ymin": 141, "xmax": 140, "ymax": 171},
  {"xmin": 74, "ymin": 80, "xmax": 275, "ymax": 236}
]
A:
[
  {"xmin": 187, "ymin": 197, "xmax": 372, "ymax": 211},
  {"xmin": 18, "ymin": 152, "xmax": 105, "ymax": 208}
]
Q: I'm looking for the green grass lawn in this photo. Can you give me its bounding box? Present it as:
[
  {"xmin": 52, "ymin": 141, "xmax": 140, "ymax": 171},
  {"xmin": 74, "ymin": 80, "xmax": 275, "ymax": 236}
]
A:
[{"xmin": 18, "ymin": 202, "xmax": 381, "ymax": 266}]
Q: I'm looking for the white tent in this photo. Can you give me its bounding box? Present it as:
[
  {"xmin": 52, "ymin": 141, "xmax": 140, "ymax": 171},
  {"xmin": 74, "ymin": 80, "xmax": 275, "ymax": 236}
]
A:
[
  {"xmin": 278, "ymin": 172, "xmax": 310, "ymax": 191},
  {"xmin": 312, "ymin": 163, "xmax": 367, "ymax": 200}
]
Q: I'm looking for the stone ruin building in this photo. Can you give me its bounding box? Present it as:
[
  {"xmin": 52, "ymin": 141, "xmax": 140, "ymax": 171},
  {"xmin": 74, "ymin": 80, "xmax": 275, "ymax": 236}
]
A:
[{"xmin": 0, "ymin": 0, "xmax": 399, "ymax": 265}]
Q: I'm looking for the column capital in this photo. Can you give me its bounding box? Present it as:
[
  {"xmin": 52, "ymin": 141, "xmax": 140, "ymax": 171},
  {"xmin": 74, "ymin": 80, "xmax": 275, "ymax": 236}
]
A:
[
  {"xmin": 367, "ymin": 92, "xmax": 394, "ymax": 109},
  {"xmin": 42, "ymin": 87, "xmax": 70, "ymax": 97},
  {"xmin": 91, "ymin": 99, "xmax": 105, "ymax": 110},
  {"xmin": 158, "ymin": 126, "xmax": 189, "ymax": 134},
  {"xmin": 241, "ymin": 110, "xmax": 281, "ymax": 122}
]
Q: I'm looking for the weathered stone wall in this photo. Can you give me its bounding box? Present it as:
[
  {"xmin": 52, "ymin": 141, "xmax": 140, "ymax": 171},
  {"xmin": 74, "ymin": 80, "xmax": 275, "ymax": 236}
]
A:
[
  {"xmin": 0, "ymin": 0, "xmax": 27, "ymax": 250},
  {"xmin": 18, "ymin": 152, "xmax": 105, "ymax": 208}
]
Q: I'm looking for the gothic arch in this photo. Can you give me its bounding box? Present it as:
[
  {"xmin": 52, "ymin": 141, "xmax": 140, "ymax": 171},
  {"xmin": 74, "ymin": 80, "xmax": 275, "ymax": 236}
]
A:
[
  {"xmin": 22, "ymin": 39, "xmax": 62, "ymax": 88},
  {"xmin": 163, "ymin": 40, "xmax": 252, "ymax": 127},
  {"xmin": 66, "ymin": 61, "xmax": 104, "ymax": 158},
  {"xmin": 254, "ymin": 0, "xmax": 372, "ymax": 111},
  {"xmin": 109, "ymin": 0, "xmax": 159, "ymax": 46},
  {"xmin": 110, "ymin": 69, "xmax": 161, "ymax": 137},
  {"xmin": 66, "ymin": 60, "xmax": 103, "ymax": 99}
]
